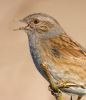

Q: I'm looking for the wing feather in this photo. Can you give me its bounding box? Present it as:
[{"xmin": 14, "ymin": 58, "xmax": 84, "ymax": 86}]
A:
[{"xmin": 40, "ymin": 33, "xmax": 86, "ymax": 84}]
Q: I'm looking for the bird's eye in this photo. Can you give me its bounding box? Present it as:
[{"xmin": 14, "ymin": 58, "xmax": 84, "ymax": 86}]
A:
[{"xmin": 33, "ymin": 19, "xmax": 39, "ymax": 24}]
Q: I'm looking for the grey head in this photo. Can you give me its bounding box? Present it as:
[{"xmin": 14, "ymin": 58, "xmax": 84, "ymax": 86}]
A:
[{"xmin": 19, "ymin": 13, "xmax": 65, "ymax": 38}]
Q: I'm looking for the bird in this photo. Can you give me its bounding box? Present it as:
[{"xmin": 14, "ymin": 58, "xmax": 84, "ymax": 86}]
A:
[{"xmin": 16, "ymin": 13, "xmax": 86, "ymax": 100}]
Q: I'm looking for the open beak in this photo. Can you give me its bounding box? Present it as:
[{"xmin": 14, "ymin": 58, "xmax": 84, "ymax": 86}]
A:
[{"xmin": 13, "ymin": 24, "xmax": 30, "ymax": 31}]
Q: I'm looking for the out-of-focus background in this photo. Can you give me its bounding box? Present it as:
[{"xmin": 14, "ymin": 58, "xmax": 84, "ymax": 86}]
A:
[{"xmin": 0, "ymin": 0, "xmax": 86, "ymax": 100}]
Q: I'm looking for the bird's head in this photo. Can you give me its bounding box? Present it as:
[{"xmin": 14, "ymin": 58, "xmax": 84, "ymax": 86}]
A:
[{"xmin": 17, "ymin": 13, "xmax": 64, "ymax": 38}]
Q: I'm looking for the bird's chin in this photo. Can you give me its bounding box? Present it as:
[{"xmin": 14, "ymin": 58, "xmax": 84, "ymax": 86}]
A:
[
  {"xmin": 24, "ymin": 30, "xmax": 30, "ymax": 36},
  {"xmin": 25, "ymin": 29, "xmax": 34, "ymax": 37}
]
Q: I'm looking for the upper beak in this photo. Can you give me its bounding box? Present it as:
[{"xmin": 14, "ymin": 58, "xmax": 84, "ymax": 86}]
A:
[{"xmin": 13, "ymin": 19, "xmax": 30, "ymax": 31}]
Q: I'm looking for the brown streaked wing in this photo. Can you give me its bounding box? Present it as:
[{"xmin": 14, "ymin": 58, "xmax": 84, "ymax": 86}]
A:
[
  {"xmin": 49, "ymin": 33, "xmax": 86, "ymax": 57},
  {"xmin": 43, "ymin": 33, "xmax": 86, "ymax": 84}
]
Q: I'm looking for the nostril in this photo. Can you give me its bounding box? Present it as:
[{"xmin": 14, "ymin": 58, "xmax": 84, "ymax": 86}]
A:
[{"xmin": 25, "ymin": 24, "xmax": 30, "ymax": 28}]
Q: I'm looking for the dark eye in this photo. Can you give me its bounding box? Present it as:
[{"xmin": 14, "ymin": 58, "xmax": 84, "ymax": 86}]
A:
[{"xmin": 34, "ymin": 19, "xmax": 39, "ymax": 24}]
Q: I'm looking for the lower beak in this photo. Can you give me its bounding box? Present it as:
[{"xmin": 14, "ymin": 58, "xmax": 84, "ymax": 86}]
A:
[{"xmin": 13, "ymin": 24, "xmax": 30, "ymax": 31}]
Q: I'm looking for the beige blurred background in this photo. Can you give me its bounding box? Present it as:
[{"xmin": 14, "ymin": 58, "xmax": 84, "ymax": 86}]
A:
[{"xmin": 0, "ymin": 0, "xmax": 86, "ymax": 100}]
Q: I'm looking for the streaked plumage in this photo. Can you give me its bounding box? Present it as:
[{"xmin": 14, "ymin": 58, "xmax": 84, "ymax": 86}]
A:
[{"xmin": 19, "ymin": 13, "xmax": 86, "ymax": 100}]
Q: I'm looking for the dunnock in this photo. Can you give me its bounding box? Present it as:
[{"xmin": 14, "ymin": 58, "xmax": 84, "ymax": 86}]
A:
[{"xmin": 17, "ymin": 13, "xmax": 86, "ymax": 100}]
